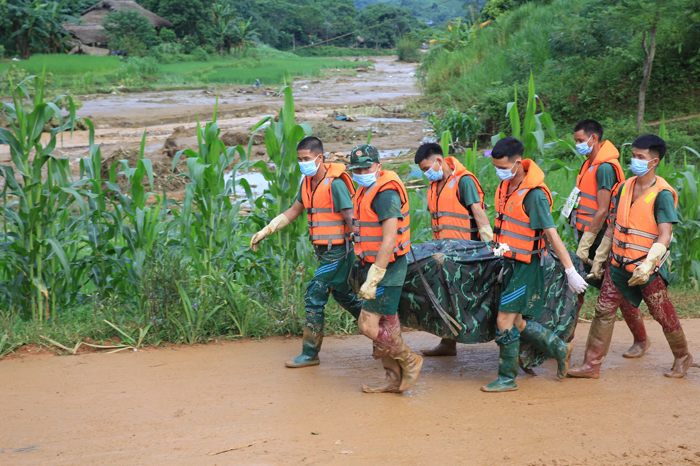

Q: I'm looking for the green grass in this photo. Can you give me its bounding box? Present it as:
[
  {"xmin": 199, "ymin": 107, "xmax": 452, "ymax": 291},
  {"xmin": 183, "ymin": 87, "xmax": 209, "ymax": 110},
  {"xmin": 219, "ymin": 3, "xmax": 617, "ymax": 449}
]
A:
[
  {"xmin": 158, "ymin": 56, "xmax": 366, "ymax": 86},
  {"xmin": 0, "ymin": 54, "xmax": 121, "ymax": 75}
]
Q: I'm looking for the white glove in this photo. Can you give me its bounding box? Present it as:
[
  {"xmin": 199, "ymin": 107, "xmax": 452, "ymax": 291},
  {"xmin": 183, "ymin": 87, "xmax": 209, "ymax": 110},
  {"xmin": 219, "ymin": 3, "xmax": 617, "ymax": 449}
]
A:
[
  {"xmin": 576, "ymin": 231, "xmax": 597, "ymax": 265},
  {"xmin": 586, "ymin": 236, "xmax": 612, "ymax": 281},
  {"xmin": 492, "ymin": 243, "xmax": 510, "ymax": 257},
  {"xmin": 565, "ymin": 267, "xmax": 588, "ymax": 294},
  {"xmin": 250, "ymin": 214, "xmax": 291, "ymax": 252},
  {"xmin": 479, "ymin": 225, "xmax": 494, "ymax": 242},
  {"xmin": 628, "ymin": 243, "xmax": 667, "ymax": 287},
  {"xmin": 358, "ymin": 264, "xmax": 386, "ymax": 300}
]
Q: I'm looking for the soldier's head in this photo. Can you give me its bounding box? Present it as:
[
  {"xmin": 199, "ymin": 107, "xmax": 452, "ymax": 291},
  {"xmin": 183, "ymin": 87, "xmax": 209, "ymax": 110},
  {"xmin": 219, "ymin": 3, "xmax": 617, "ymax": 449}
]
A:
[
  {"xmin": 348, "ymin": 144, "xmax": 381, "ymax": 187},
  {"xmin": 630, "ymin": 134, "xmax": 666, "ymax": 177},
  {"xmin": 573, "ymin": 119, "xmax": 604, "ymax": 158},
  {"xmin": 491, "ymin": 137, "xmax": 524, "ymax": 181},
  {"xmin": 415, "ymin": 142, "xmax": 445, "ymax": 182},
  {"xmin": 297, "ymin": 137, "xmax": 324, "ymax": 177}
]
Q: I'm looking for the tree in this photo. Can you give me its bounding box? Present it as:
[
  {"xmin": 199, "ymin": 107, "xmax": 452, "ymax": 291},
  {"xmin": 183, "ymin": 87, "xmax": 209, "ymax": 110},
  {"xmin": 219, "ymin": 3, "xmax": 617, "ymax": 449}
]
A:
[
  {"xmin": 5, "ymin": 0, "xmax": 77, "ymax": 58},
  {"xmin": 231, "ymin": 18, "xmax": 259, "ymax": 53},
  {"xmin": 211, "ymin": 0, "xmax": 237, "ymax": 54},
  {"xmin": 103, "ymin": 9, "xmax": 159, "ymax": 54}
]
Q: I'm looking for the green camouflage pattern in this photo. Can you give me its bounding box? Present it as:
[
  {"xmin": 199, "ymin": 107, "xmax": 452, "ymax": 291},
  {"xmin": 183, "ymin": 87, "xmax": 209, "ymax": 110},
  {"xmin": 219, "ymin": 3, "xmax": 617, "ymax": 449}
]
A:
[
  {"xmin": 347, "ymin": 144, "xmax": 380, "ymax": 170},
  {"xmin": 399, "ymin": 239, "xmax": 584, "ymax": 370}
]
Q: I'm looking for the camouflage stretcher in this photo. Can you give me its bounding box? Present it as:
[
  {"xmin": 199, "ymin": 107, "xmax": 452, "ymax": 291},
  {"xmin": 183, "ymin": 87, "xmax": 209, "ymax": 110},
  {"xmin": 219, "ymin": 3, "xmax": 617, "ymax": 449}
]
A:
[{"xmin": 399, "ymin": 239, "xmax": 584, "ymax": 370}]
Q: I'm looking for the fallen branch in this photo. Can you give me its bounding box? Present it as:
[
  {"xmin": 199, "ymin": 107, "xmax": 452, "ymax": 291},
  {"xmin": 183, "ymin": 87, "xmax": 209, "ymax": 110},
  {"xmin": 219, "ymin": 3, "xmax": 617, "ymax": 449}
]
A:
[{"xmin": 209, "ymin": 437, "xmax": 279, "ymax": 456}]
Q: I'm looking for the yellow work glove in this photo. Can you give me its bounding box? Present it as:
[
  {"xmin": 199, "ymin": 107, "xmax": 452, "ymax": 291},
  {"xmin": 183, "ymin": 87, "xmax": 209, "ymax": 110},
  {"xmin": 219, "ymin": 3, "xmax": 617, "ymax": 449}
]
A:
[
  {"xmin": 250, "ymin": 214, "xmax": 291, "ymax": 252},
  {"xmin": 576, "ymin": 231, "xmax": 597, "ymax": 265},
  {"xmin": 358, "ymin": 264, "xmax": 387, "ymax": 300},
  {"xmin": 586, "ymin": 236, "xmax": 612, "ymax": 281},
  {"xmin": 478, "ymin": 225, "xmax": 494, "ymax": 243},
  {"xmin": 628, "ymin": 243, "xmax": 667, "ymax": 287}
]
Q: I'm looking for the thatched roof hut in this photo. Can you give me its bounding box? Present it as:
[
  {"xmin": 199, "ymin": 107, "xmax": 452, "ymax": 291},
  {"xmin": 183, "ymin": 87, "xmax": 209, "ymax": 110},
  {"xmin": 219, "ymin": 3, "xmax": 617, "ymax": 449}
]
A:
[
  {"xmin": 81, "ymin": 1, "xmax": 173, "ymax": 29},
  {"xmin": 63, "ymin": 0, "xmax": 172, "ymax": 47}
]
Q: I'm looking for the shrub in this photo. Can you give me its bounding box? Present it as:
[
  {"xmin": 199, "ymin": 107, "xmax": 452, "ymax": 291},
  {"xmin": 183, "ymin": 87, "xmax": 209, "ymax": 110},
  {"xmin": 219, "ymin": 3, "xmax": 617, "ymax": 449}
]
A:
[
  {"xmin": 159, "ymin": 28, "xmax": 177, "ymax": 43},
  {"xmin": 396, "ymin": 35, "xmax": 421, "ymax": 62},
  {"xmin": 428, "ymin": 108, "xmax": 483, "ymax": 147},
  {"xmin": 190, "ymin": 46, "xmax": 209, "ymax": 62},
  {"xmin": 103, "ymin": 9, "xmax": 159, "ymax": 54}
]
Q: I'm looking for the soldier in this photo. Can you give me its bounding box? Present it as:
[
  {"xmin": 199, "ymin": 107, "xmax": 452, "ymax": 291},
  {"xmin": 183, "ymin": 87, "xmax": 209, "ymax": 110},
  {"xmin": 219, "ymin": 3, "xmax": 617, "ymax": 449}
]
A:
[
  {"xmin": 570, "ymin": 119, "xmax": 648, "ymax": 358},
  {"xmin": 415, "ymin": 142, "xmax": 493, "ymax": 357},
  {"xmin": 250, "ymin": 137, "xmax": 363, "ymax": 368},
  {"xmin": 483, "ymin": 137, "xmax": 588, "ymax": 392},
  {"xmin": 349, "ymin": 144, "xmax": 423, "ymax": 393},
  {"xmin": 568, "ymin": 135, "xmax": 693, "ymax": 378}
]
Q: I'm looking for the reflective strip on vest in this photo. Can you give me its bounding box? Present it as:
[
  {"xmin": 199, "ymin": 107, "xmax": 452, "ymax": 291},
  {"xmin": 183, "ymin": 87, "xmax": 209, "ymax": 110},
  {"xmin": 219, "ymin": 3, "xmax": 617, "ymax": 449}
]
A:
[
  {"xmin": 573, "ymin": 150, "xmax": 625, "ymax": 233},
  {"xmin": 357, "ymin": 240, "xmax": 411, "ymax": 259}
]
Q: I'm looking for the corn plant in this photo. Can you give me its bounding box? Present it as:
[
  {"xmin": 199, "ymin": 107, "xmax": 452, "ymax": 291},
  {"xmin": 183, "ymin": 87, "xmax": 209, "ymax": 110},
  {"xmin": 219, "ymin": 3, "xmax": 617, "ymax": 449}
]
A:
[{"xmin": 0, "ymin": 74, "xmax": 79, "ymax": 321}]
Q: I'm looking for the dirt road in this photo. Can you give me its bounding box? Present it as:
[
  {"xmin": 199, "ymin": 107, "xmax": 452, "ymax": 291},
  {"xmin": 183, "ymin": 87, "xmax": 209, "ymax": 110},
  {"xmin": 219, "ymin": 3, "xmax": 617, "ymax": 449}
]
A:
[{"xmin": 2, "ymin": 320, "xmax": 699, "ymax": 465}]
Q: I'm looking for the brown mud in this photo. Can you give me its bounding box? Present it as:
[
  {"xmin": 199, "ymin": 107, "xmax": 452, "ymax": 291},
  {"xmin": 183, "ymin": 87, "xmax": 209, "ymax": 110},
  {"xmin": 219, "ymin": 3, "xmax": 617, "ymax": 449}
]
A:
[
  {"xmin": 2, "ymin": 320, "xmax": 699, "ymax": 465},
  {"xmin": 0, "ymin": 57, "xmax": 424, "ymax": 200}
]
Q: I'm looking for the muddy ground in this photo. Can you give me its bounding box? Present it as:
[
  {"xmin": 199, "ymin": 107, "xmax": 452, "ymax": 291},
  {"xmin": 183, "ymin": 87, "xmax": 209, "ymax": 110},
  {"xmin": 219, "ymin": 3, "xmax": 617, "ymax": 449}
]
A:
[
  {"xmin": 1, "ymin": 321, "xmax": 699, "ymax": 465},
  {"xmin": 0, "ymin": 56, "xmax": 425, "ymax": 200}
]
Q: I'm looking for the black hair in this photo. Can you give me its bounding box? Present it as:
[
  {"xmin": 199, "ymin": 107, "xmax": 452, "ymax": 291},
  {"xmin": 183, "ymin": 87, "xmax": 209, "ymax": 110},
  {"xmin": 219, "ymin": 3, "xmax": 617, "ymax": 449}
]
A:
[
  {"xmin": 632, "ymin": 134, "xmax": 667, "ymax": 160},
  {"xmin": 574, "ymin": 119, "xmax": 604, "ymax": 141},
  {"xmin": 297, "ymin": 136, "xmax": 324, "ymax": 155},
  {"xmin": 491, "ymin": 137, "xmax": 524, "ymax": 160},
  {"xmin": 414, "ymin": 142, "xmax": 443, "ymax": 164}
]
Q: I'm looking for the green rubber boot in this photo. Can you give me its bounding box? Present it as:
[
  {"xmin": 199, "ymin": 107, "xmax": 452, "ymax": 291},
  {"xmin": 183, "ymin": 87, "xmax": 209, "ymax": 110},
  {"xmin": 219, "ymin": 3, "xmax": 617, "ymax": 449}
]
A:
[
  {"xmin": 481, "ymin": 327, "xmax": 520, "ymax": 393},
  {"xmin": 285, "ymin": 328, "xmax": 322, "ymax": 368},
  {"xmin": 520, "ymin": 320, "xmax": 572, "ymax": 379}
]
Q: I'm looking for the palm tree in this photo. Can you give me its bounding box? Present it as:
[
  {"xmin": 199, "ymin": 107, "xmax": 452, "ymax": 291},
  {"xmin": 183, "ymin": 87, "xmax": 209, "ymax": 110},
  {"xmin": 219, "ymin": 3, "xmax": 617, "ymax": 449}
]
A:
[{"xmin": 231, "ymin": 18, "xmax": 258, "ymax": 54}]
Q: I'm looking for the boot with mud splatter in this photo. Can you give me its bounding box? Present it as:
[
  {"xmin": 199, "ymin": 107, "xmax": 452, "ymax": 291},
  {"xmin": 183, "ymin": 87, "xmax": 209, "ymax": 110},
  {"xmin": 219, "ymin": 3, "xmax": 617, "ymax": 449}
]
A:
[
  {"xmin": 620, "ymin": 300, "xmax": 650, "ymax": 359},
  {"xmin": 285, "ymin": 328, "xmax": 322, "ymax": 368},
  {"xmin": 395, "ymin": 344, "xmax": 423, "ymax": 392},
  {"xmin": 663, "ymin": 328, "xmax": 693, "ymax": 378},
  {"xmin": 362, "ymin": 356, "xmax": 401, "ymax": 393},
  {"xmin": 421, "ymin": 338, "xmax": 457, "ymax": 357},
  {"xmin": 520, "ymin": 320, "xmax": 573, "ymax": 379},
  {"xmin": 481, "ymin": 327, "xmax": 520, "ymax": 393},
  {"xmin": 567, "ymin": 312, "xmax": 614, "ymax": 379}
]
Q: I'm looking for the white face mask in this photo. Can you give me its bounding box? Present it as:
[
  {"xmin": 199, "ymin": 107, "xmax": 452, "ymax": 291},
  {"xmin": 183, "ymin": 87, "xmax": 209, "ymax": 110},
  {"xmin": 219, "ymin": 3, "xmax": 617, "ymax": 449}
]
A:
[
  {"xmin": 495, "ymin": 161, "xmax": 517, "ymax": 181},
  {"xmin": 353, "ymin": 166, "xmax": 379, "ymax": 187}
]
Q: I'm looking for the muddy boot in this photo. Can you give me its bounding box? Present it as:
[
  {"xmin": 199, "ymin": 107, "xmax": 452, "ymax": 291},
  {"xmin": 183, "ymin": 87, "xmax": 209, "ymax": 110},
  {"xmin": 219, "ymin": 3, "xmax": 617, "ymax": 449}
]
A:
[
  {"xmin": 663, "ymin": 328, "xmax": 694, "ymax": 378},
  {"xmin": 285, "ymin": 328, "xmax": 322, "ymax": 368},
  {"xmin": 421, "ymin": 338, "xmax": 457, "ymax": 357},
  {"xmin": 568, "ymin": 314, "xmax": 614, "ymax": 379},
  {"xmin": 395, "ymin": 344, "xmax": 424, "ymax": 392},
  {"xmin": 362, "ymin": 356, "xmax": 401, "ymax": 393},
  {"xmin": 520, "ymin": 320, "xmax": 573, "ymax": 379},
  {"xmin": 481, "ymin": 327, "xmax": 520, "ymax": 393},
  {"xmin": 620, "ymin": 300, "xmax": 650, "ymax": 359}
]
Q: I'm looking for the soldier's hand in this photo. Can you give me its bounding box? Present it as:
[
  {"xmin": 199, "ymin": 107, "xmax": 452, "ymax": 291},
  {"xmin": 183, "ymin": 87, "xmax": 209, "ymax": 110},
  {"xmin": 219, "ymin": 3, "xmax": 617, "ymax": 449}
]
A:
[
  {"xmin": 357, "ymin": 264, "xmax": 386, "ymax": 300},
  {"xmin": 565, "ymin": 267, "xmax": 588, "ymax": 294}
]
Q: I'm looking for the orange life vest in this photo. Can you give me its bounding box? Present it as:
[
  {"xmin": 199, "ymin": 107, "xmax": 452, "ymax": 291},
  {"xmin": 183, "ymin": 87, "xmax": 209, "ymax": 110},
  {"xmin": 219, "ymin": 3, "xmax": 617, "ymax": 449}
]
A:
[
  {"xmin": 611, "ymin": 176, "xmax": 677, "ymax": 273},
  {"xmin": 494, "ymin": 159, "xmax": 553, "ymax": 264},
  {"xmin": 572, "ymin": 141, "xmax": 625, "ymax": 232},
  {"xmin": 301, "ymin": 163, "xmax": 355, "ymax": 250},
  {"xmin": 428, "ymin": 157, "xmax": 486, "ymax": 240},
  {"xmin": 352, "ymin": 170, "xmax": 411, "ymax": 263}
]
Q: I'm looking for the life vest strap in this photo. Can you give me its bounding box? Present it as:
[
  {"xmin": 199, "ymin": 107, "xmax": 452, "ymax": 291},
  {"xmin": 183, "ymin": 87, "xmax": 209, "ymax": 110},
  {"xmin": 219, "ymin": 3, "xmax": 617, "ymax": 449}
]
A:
[
  {"xmin": 358, "ymin": 240, "xmax": 411, "ymax": 259},
  {"xmin": 614, "ymin": 223, "xmax": 659, "ymax": 241},
  {"xmin": 432, "ymin": 225, "xmax": 478, "ymax": 234},
  {"xmin": 496, "ymin": 212, "xmax": 531, "ymax": 229},
  {"xmin": 507, "ymin": 245, "xmax": 546, "ymax": 256},
  {"xmin": 430, "ymin": 212, "xmax": 474, "ymax": 221},
  {"xmin": 575, "ymin": 204, "xmax": 598, "ymax": 215},
  {"xmin": 352, "ymin": 219, "xmax": 382, "ymax": 228},
  {"xmin": 612, "ymin": 237, "xmax": 652, "ymax": 253},
  {"xmin": 309, "ymin": 220, "xmax": 345, "ymax": 227},
  {"xmin": 498, "ymin": 229, "xmax": 545, "ymax": 243},
  {"xmin": 579, "ymin": 192, "xmax": 597, "ymax": 202},
  {"xmin": 310, "ymin": 234, "xmax": 347, "ymax": 241},
  {"xmin": 353, "ymin": 235, "xmax": 384, "ymax": 243},
  {"xmin": 307, "ymin": 207, "xmax": 333, "ymax": 214}
]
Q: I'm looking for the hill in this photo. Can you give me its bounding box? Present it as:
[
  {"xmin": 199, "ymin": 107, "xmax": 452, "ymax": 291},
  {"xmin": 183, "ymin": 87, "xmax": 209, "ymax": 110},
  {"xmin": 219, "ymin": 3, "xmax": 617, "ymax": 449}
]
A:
[{"xmin": 355, "ymin": 0, "xmax": 487, "ymax": 24}]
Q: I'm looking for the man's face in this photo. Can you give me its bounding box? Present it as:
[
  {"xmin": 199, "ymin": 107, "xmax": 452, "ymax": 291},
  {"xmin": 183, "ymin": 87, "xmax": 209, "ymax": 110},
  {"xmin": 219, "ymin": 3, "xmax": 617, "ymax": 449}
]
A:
[
  {"xmin": 297, "ymin": 149, "xmax": 320, "ymax": 163},
  {"xmin": 418, "ymin": 155, "xmax": 442, "ymax": 173},
  {"xmin": 631, "ymin": 147, "xmax": 659, "ymax": 170},
  {"xmin": 492, "ymin": 155, "xmax": 521, "ymax": 173},
  {"xmin": 352, "ymin": 162, "xmax": 380, "ymax": 176},
  {"xmin": 573, "ymin": 130, "xmax": 595, "ymax": 146}
]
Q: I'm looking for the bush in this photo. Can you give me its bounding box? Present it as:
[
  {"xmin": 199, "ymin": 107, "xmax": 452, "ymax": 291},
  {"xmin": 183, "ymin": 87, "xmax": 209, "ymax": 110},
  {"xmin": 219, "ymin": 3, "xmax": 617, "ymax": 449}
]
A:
[
  {"xmin": 114, "ymin": 56, "xmax": 160, "ymax": 84},
  {"xmin": 190, "ymin": 46, "xmax": 209, "ymax": 62},
  {"xmin": 396, "ymin": 35, "xmax": 421, "ymax": 63},
  {"xmin": 428, "ymin": 108, "xmax": 483, "ymax": 146},
  {"xmin": 159, "ymin": 28, "xmax": 177, "ymax": 43},
  {"xmin": 103, "ymin": 9, "xmax": 159, "ymax": 54}
]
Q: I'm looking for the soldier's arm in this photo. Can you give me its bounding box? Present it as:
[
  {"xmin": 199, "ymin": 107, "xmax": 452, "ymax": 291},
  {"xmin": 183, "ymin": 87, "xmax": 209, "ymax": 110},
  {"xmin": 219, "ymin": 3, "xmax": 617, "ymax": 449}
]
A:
[
  {"xmin": 340, "ymin": 208, "xmax": 354, "ymax": 232},
  {"xmin": 469, "ymin": 202, "xmax": 490, "ymax": 228},
  {"xmin": 603, "ymin": 211, "xmax": 616, "ymax": 239},
  {"xmin": 657, "ymin": 222, "xmax": 673, "ymax": 247},
  {"xmin": 283, "ymin": 200, "xmax": 304, "ymax": 222},
  {"xmin": 589, "ymin": 188, "xmax": 612, "ymax": 234},
  {"xmin": 544, "ymin": 228, "xmax": 575, "ymax": 270}
]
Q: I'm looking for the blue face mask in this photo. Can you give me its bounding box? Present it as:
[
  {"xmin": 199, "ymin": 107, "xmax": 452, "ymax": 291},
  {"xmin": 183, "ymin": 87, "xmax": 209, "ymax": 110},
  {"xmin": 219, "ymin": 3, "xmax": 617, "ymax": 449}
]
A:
[
  {"xmin": 299, "ymin": 155, "xmax": 321, "ymax": 177},
  {"xmin": 495, "ymin": 161, "xmax": 517, "ymax": 181},
  {"xmin": 576, "ymin": 136, "xmax": 593, "ymax": 156},
  {"xmin": 353, "ymin": 167, "xmax": 379, "ymax": 187},
  {"xmin": 630, "ymin": 158, "xmax": 653, "ymax": 177},
  {"xmin": 425, "ymin": 161, "xmax": 443, "ymax": 182}
]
